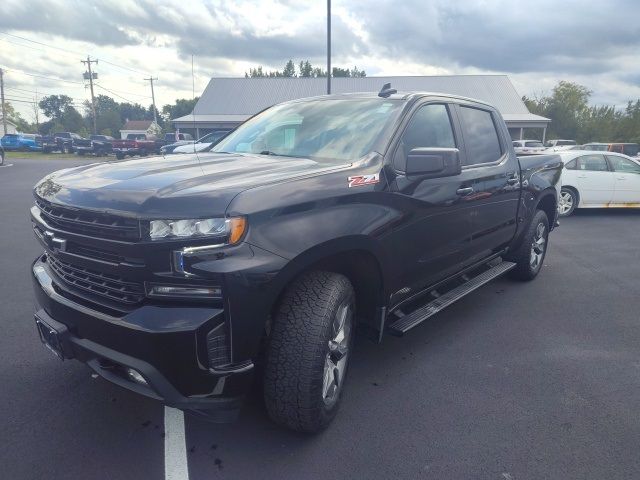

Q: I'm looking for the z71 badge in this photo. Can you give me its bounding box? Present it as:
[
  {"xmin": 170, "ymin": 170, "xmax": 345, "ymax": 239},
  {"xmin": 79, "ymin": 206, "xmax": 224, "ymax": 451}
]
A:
[{"xmin": 348, "ymin": 173, "xmax": 380, "ymax": 188}]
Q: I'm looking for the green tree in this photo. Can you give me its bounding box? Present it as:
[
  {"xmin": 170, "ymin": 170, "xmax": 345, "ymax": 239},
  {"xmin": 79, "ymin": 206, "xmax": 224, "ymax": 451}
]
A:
[
  {"xmin": 283, "ymin": 60, "xmax": 296, "ymax": 77},
  {"xmin": 60, "ymin": 105, "xmax": 85, "ymax": 132},
  {"xmin": 161, "ymin": 98, "xmax": 199, "ymax": 123},
  {"xmin": 39, "ymin": 95, "xmax": 74, "ymax": 120}
]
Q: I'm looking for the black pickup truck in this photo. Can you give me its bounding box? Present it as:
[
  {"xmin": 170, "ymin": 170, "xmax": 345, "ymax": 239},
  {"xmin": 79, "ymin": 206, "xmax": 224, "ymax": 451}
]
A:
[
  {"xmin": 41, "ymin": 132, "xmax": 86, "ymax": 154},
  {"xmin": 30, "ymin": 88, "xmax": 562, "ymax": 432},
  {"xmin": 73, "ymin": 135, "xmax": 115, "ymax": 156}
]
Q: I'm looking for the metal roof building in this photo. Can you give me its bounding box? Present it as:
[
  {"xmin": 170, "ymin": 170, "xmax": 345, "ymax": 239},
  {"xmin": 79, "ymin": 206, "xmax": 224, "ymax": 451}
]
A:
[{"xmin": 173, "ymin": 75, "xmax": 550, "ymax": 141}]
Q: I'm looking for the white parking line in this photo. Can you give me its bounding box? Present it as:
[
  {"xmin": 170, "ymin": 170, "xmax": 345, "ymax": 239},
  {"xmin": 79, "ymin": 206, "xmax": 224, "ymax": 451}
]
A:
[
  {"xmin": 0, "ymin": 163, "xmax": 14, "ymax": 168},
  {"xmin": 164, "ymin": 407, "xmax": 190, "ymax": 480}
]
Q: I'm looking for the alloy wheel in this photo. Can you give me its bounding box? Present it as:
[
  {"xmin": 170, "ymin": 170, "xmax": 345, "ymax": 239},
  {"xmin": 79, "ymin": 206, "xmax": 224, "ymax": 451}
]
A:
[
  {"xmin": 322, "ymin": 302, "xmax": 352, "ymax": 406},
  {"xmin": 530, "ymin": 223, "xmax": 547, "ymax": 270},
  {"xmin": 558, "ymin": 190, "xmax": 574, "ymax": 215}
]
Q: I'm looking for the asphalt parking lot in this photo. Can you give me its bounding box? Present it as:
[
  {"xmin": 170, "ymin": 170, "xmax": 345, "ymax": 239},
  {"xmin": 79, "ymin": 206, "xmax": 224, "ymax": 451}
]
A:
[{"xmin": 1, "ymin": 157, "xmax": 639, "ymax": 480}]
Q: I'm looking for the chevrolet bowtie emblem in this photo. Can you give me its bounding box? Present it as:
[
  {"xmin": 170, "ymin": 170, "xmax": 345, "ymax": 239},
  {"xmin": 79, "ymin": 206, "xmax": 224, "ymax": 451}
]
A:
[{"xmin": 44, "ymin": 231, "xmax": 67, "ymax": 253}]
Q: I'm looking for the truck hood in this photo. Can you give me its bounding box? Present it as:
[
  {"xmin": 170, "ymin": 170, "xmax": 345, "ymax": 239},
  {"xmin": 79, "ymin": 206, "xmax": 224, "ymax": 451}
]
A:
[{"xmin": 34, "ymin": 152, "xmax": 348, "ymax": 218}]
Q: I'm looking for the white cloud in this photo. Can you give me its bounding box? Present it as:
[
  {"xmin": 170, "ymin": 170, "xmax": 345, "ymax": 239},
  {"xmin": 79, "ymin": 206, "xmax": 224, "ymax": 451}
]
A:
[{"xmin": 1, "ymin": 0, "xmax": 639, "ymax": 121}]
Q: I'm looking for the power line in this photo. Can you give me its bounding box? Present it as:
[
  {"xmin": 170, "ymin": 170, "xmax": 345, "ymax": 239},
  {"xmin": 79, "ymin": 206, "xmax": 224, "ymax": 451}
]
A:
[
  {"xmin": 94, "ymin": 84, "xmax": 141, "ymax": 104},
  {"xmin": 0, "ymin": 31, "xmax": 149, "ymax": 76},
  {"xmin": 3, "ymin": 67, "xmax": 84, "ymax": 85}
]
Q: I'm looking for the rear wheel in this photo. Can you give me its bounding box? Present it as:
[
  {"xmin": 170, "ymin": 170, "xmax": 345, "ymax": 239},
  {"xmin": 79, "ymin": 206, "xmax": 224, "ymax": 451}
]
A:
[
  {"xmin": 264, "ymin": 271, "xmax": 355, "ymax": 433},
  {"xmin": 116, "ymin": 153, "xmax": 125, "ymax": 160},
  {"xmin": 508, "ymin": 210, "xmax": 550, "ymax": 281},
  {"xmin": 558, "ymin": 187, "xmax": 578, "ymax": 217}
]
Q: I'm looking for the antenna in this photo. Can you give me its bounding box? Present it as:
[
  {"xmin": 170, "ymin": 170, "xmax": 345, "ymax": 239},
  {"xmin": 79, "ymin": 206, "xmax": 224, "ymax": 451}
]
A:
[{"xmin": 378, "ymin": 83, "xmax": 397, "ymax": 98}]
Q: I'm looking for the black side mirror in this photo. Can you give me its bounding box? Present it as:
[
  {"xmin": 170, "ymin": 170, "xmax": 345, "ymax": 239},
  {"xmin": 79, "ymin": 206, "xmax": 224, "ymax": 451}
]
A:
[{"xmin": 406, "ymin": 147, "xmax": 461, "ymax": 178}]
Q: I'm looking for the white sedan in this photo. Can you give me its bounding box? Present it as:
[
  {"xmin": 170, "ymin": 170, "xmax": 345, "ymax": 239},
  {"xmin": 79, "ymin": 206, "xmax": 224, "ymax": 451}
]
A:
[
  {"xmin": 558, "ymin": 151, "xmax": 640, "ymax": 216},
  {"xmin": 513, "ymin": 139, "xmax": 546, "ymax": 154},
  {"xmin": 173, "ymin": 130, "xmax": 230, "ymax": 154}
]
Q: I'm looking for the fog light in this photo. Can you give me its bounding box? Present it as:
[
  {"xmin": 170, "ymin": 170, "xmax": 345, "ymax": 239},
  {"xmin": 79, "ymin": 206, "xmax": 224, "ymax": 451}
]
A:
[
  {"xmin": 146, "ymin": 284, "xmax": 222, "ymax": 299},
  {"xmin": 126, "ymin": 368, "xmax": 147, "ymax": 386}
]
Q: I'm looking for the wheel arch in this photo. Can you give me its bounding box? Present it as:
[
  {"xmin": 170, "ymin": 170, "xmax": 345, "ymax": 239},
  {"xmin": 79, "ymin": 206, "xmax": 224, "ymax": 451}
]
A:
[{"xmin": 268, "ymin": 236, "xmax": 388, "ymax": 334}]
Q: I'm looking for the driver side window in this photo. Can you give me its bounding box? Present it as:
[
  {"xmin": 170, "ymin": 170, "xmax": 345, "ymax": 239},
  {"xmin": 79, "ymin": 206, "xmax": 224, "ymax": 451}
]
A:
[{"xmin": 394, "ymin": 104, "xmax": 456, "ymax": 171}]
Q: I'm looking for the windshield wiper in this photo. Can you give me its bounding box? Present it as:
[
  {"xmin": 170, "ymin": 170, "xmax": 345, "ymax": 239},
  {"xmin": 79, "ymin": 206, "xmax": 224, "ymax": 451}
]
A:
[{"xmin": 259, "ymin": 150, "xmax": 305, "ymax": 158}]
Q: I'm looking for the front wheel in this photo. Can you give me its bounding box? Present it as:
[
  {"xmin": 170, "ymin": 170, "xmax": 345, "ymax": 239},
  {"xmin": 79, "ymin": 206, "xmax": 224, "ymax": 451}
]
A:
[
  {"xmin": 558, "ymin": 187, "xmax": 578, "ymax": 217},
  {"xmin": 264, "ymin": 271, "xmax": 355, "ymax": 433},
  {"xmin": 507, "ymin": 210, "xmax": 550, "ymax": 281},
  {"xmin": 115, "ymin": 153, "xmax": 125, "ymax": 160}
]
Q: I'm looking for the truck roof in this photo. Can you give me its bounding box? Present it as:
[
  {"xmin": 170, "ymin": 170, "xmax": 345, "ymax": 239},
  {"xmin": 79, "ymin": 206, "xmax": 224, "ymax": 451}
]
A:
[{"xmin": 286, "ymin": 91, "xmax": 496, "ymax": 109}]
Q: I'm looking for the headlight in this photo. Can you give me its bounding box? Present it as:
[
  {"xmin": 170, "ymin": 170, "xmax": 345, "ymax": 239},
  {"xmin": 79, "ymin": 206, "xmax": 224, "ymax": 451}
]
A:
[{"xmin": 149, "ymin": 217, "xmax": 246, "ymax": 244}]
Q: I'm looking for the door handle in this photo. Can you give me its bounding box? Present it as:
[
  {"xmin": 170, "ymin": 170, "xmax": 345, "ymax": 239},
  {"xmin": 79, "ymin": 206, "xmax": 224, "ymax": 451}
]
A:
[
  {"xmin": 506, "ymin": 172, "xmax": 519, "ymax": 185},
  {"xmin": 456, "ymin": 187, "xmax": 474, "ymax": 196}
]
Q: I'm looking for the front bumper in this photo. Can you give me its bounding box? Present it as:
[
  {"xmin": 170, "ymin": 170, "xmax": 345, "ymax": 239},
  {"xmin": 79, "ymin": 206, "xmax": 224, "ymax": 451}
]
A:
[{"xmin": 32, "ymin": 256, "xmax": 254, "ymax": 421}]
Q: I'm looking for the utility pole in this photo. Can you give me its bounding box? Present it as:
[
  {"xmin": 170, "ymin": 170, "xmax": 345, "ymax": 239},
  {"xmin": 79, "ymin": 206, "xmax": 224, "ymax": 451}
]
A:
[
  {"xmin": 81, "ymin": 56, "xmax": 98, "ymax": 134},
  {"xmin": 0, "ymin": 68, "xmax": 7, "ymax": 136},
  {"xmin": 144, "ymin": 76, "xmax": 158, "ymax": 125},
  {"xmin": 327, "ymin": 0, "xmax": 331, "ymax": 94}
]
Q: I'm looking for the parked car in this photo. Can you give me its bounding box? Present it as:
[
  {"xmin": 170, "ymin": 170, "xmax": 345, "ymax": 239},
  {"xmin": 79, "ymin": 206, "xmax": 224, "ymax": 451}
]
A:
[
  {"xmin": 171, "ymin": 130, "xmax": 231, "ymax": 154},
  {"xmin": 112, "ymin": 134, "xmax": 161, "ymax": 159},
  {"xmin": 1, "ymin": 133, "xmax": 43, "ymax": 151},
  {"xmin": 159, "ymin": 133, "xmax": 196, "ymax": 155},
  {"xmin": 512, "ymin": 139, "xmax": 546, "ymax": 154},
  {"xmin": 558, "ymin": 151, "xmax": 640, "ymax": 216},
  {"xmin": 545, "ymin": 144, "xmax": 584, "ymax": 152},
  {"xmin": 581, "ymin": 142, "xmax": 640, "ymax": 157},
  {"xmin": 544, "ymin": 139, "xmax": 577, "ymax": 148},
  {"xmin": 30, "ymin": 90, "xmax": 561, "ymax": 432},
  {"xmin": 41, "ymin": 132, "xmax": 86, "ymax": 154},
  {"xmin": 74, "ymin": 135, "xmax": 115, "ymax": 156}
]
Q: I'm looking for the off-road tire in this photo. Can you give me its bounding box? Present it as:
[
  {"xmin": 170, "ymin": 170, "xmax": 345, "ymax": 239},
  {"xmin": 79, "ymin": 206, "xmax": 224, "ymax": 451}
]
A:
[
  {"xmin": 507, "ymin": 209, "xmax": 550, "ymax": 281},
  {"xmin": 264, "ymin": 271, "xmax": 355, "ymax": 433}
]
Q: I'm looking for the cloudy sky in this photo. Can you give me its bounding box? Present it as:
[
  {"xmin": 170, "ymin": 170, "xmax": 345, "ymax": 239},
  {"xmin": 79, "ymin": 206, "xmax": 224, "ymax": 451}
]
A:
[{"xmin": 1, "ymin": 0, "xmax": 639, "ymax": 120}]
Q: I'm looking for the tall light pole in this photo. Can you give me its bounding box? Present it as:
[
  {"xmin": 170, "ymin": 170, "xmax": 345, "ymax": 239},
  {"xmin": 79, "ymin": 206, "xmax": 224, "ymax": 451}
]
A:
[{"xmin": 327, "ymin": 0, "xmax": 331, "ymax": 94}]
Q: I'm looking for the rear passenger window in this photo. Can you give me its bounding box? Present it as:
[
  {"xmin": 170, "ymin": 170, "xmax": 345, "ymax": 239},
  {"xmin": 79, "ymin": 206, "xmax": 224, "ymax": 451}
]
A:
[
  {"xmin": 395, "ymin": 104, "xmax": 456, "ymax": 171},
  {"xmin": 459, "ymin": 106, "xmax": 503, "ymax": 165},
  {"xmin": 577, "ymin": 154, "xmax": 608, "ymax": 171}
]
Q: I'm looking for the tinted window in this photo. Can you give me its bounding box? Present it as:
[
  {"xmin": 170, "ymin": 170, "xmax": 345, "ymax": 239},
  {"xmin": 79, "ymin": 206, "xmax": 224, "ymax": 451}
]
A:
[
  {"xmin": 459, "ymin": 106, "xmax": 502, "ymax": 165},
  {"xmin": 557, "ymin": 140, "xmax": 576, "ymax": 146},
  {"xmin": 565, "ymin": 159, "xmax": 577, "ymax": 170},
  {"xmin": 513, "ymin": 141, "xmax": 522, "ymax": 147},
  {"xmin": 620, "ymin": 144, "xmax": 639, "ymax": 156},
  {"xmin": 55, "ymin": 133, "xmax": 70, "ymax": 138},
  {"xmin": 607, "ymin": 155, "xmax": 640, "ymax": 173},
  {"xmin": 577, "ymin": 154, "xmax": 608, "ymax": 171},
  {"xmin": 525, "ymin": 141, "xmax": 543, "ymax": 147},
  {"xmin": 395, "ymin": 104, "xmax": 456, "ymax": 171},
  {"xmin": 584, "ymin": 144, "xmax": 607, "ymax": 151}
]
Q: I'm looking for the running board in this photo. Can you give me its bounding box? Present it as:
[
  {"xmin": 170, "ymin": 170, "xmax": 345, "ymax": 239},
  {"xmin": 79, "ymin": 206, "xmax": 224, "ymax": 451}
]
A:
[{"xmin": 387, "ymin": 261, "xmax": 516, "ymax": 336}]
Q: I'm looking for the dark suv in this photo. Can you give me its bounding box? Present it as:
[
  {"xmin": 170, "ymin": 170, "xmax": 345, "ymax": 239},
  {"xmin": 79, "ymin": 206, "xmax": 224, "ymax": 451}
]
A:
[{"xmin": 30, "ymin": 90, "xmax": 561, "ymax": 432}]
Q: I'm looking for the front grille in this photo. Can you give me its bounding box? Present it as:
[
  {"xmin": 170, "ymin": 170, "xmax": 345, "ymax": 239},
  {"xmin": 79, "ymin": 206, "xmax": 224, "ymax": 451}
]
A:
[
  {"xmin": 36, "ymin": 198, "xmax": 140, "ymax": 241},
  {"xmin": 47, "ymin": 255, "xmax": 145, "ymax": 305}
]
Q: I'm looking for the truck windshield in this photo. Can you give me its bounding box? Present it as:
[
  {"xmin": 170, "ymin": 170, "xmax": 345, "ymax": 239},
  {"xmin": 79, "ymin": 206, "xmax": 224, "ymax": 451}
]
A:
[{"xmin": 211, "ymin": 99, "xmax": 403, "ymax": 162}]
